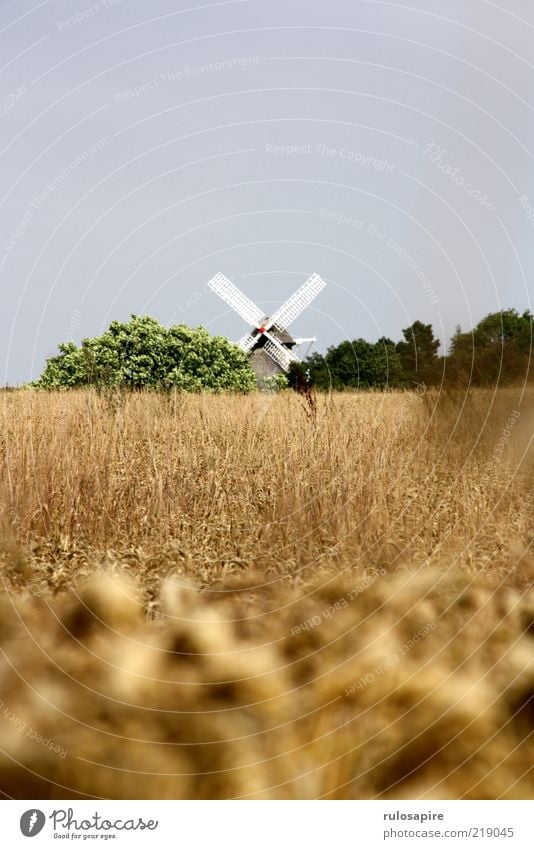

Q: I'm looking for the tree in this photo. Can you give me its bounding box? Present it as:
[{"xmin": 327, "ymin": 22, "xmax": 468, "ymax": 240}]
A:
[
  {"xmin": 35, "ymin": 315, "xmax": 257, "ymax": 392},
  {"xmin": 396, "ymin": 321, "xmax": 441, "ymax": 387},
  {"xmin": 447, "ymin": 309, "xmax": 533, "ymax": 386},
  {"xmin": 305, "ymin": 337, "xmax": 403, "ymax": 390}
]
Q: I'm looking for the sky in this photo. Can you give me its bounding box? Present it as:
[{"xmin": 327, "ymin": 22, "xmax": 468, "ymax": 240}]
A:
[{"xmin": 0, "ymin": 0, "xmax": 533, "ymax": 384}]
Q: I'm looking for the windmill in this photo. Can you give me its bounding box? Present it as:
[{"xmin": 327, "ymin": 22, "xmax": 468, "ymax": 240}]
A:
[{"xmin": 207, "ymin": 272, "xmax": 326, "ymax": 381}]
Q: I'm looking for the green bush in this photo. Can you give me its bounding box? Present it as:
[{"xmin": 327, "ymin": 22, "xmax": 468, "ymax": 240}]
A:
[
  {"xmin": 261, "ymin": 373, "xmax": 289, "ymax": 392},
  {"xmin": 35, "ymin": 315, "xmax": 256, "ymax": 393}
]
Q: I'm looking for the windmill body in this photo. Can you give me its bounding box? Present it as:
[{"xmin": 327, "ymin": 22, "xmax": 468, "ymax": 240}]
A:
[
  {"xmin": 247, "ymin": 319, "xmax": 296, "ymax": 380},
  {"xmin": 207, "ymin": 273, "xmax": 326, "ymax": 382}
]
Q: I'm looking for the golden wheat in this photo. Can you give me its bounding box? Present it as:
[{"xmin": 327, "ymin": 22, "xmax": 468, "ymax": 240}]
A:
[{"xmin": 0, "ymin": 387, "xmax": 532, "ymax": 798}]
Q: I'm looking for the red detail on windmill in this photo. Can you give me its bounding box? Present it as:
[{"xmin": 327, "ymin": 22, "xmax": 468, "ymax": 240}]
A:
[{"xmin": 259, "ymin": 326, "xmax": 266, "ymax": 333}]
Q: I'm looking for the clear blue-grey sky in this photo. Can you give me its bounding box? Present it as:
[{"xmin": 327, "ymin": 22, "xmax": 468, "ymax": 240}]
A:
[{"xmin": 1, "ymin": 0, "xmax": 533, "ymax": 384}]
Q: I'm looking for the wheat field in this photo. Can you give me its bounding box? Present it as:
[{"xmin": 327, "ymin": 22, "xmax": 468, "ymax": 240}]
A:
[{"xmin": 0, "ymin": 387, "xmax": 533, "ymax": 799}]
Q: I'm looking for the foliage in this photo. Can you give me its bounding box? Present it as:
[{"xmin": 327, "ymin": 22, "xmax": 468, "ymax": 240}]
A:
[
  {"xmin": 260, "ymin": 373, "xmax": 289, "ymax": 392},
  {"xmin": 396, "ymin": 321, "xmax": 441, "ymax": 387},
  {"xmin": 305, "ymin": 337, "xmax": 404, "ymax": 390},
  {"xmin": 447, "ymin": 309, "xmax": 533, "ymax": 386},
  {"xmin": 302, "ymin": 310, "xmax": 532, "ymax": 391},
  {"xmin": 34, "ymin": 309, "xmax": 533, "ymax": 395},
  {"xmin": 34, "ymin": 315, "xmax": 256, "ymax": 392}
]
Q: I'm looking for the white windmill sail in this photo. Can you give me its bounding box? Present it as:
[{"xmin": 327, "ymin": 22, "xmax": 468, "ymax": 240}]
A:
[
  {"xmin": 263, "ymin": 335, "xmax": 299, "ymax": 371},
  {"xmin": 207, "ymin": 273, "xmax": 265, "ymax": 327},
  {"xmin": 236, "ymin": 332, "xmax": 259, "ymax": 352},
  {"xmin": 267, "ymin": 273, "xmax": 326, "ymax": 332}
]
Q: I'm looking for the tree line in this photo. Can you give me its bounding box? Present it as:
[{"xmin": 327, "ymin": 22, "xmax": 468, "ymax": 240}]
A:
[
  {"xmin": 296, "ymin": 309, "xmax": 533, "ymax": 390},
  {"xmin": 33, "ymin": 308, "xmax": 532, "ymax": 392}
]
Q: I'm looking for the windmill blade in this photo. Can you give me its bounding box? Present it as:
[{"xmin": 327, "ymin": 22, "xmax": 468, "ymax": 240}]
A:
[
  {"xmin": 263, "ymin": 330, "xmax": 300, "ymax": 372},
  {"xmin": 263, "ymin": 339, "xmax": 294, "ymax": 372},
  {"xmin": 266, "ymin": 273, "xmax": 326, "ymax": 332},
  {"xmin": 236, "ymin": 332, "xmax": 257, "ymax": 352},
  {"xmin": 207, "ymin": 273, "xmax": 264, "ymax": 327}
]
